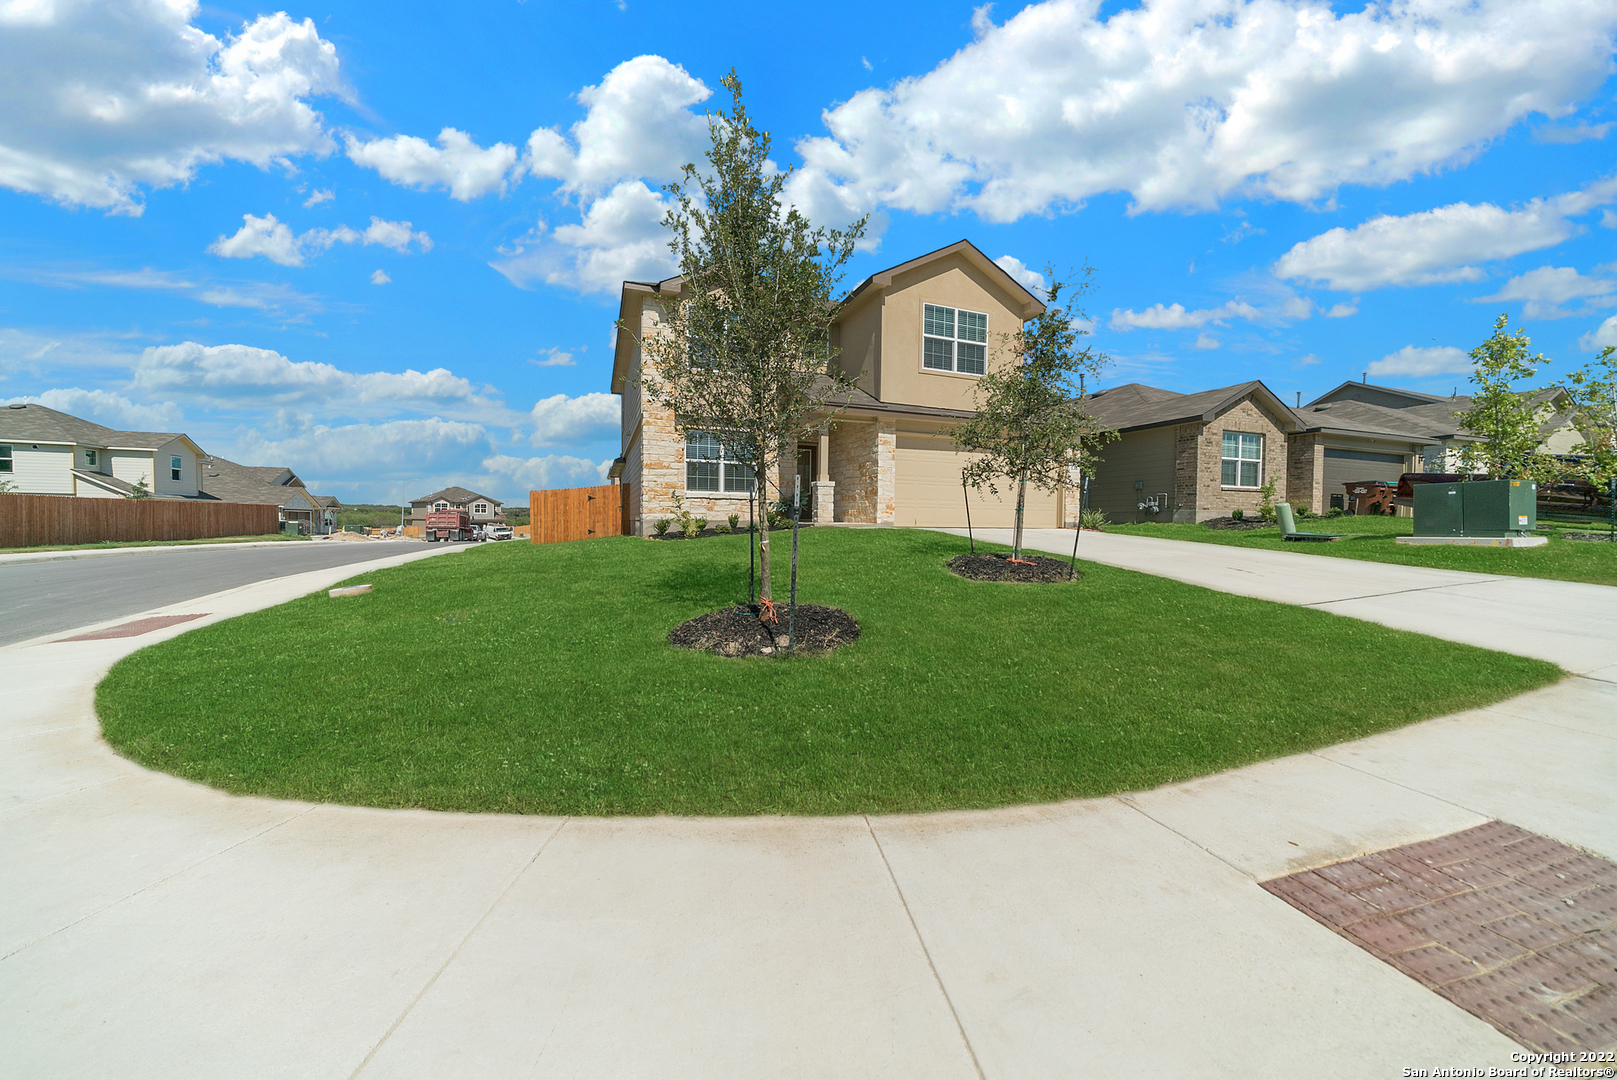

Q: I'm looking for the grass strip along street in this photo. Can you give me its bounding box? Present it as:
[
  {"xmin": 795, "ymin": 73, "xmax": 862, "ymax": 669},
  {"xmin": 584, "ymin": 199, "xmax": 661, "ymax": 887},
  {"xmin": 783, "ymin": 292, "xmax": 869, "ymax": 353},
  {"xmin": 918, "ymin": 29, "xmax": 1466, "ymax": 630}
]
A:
[
  {"xmin": 97, "ymin": 528, "xmax": 1559, "ymax": 817},
  {"xmin": 1104, "ymin": 515, "xmax": 1617, "ymax": 588}
]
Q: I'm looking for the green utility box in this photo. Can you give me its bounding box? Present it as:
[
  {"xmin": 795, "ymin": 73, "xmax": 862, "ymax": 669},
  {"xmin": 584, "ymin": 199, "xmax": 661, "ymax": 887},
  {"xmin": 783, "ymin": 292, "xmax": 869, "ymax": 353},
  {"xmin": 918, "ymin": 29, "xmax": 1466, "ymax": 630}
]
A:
[{"xmin": 1413, "ymin": 479, "xmax": 1536, "ymax": 537}]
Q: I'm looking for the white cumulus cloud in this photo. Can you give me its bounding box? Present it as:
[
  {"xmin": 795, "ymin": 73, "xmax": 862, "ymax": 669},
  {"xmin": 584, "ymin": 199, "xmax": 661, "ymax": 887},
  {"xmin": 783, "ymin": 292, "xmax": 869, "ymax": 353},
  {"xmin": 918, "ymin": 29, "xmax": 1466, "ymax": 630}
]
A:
[
  {"xmin": 790, "ymin": 0, "xmax": 1617, "ymax": 223},
  {"xmin": 0, "ymin": 2, "xmax": 344, "ymax": 214},
  {"xmin": 480, "ymin": 453, "xmax": 612, "ymax": 492},
  {"xmin": 491, "ymin": 180, "xmax": 677, "ymax": 294},
  {"xmin": 993, "ymin": 255, "xmax": 1048, "ymax": 297},
  {"xmin": 3, "ymin": 387, "xmax": 182, "ymax": 430},
  {"xmin": 1473, "ymin": 265, "xmax": 1617, "ymax": 320},
  {"xmin": 1368, "ymin": 345, "xmax": 1473, "ymax": 378},
  {"xmin": 132, "ymin": 342, "xmax": 493, "ymax": 411},
  {"xmin": 233, "ymin": 417, "xmax": 490, "ymax": 484},
  {"xmin": 529, "ymin": 392, "xmax": 620, "ymax": 447},
  {"xmin": 209, "ymin": 212, "xmax": 431, "ymax": 266},
  {"xmin": 370, "ymin": 269, "xmax": 390, "ymax": 285},
  {"xmin": 1110, "ymin": 300, "xmax": 1260, "ymax": 331},
  {"xmin": 1578, "ymin": 316, "xmax": 1617, "ymax": 352},
  {"xmin": 1274, "ymin": 179, "xmax": 1617, "ymax": 291},
  {"xmin": 345, "ymin": 127, "xmax": 519, "ymax": 201}
]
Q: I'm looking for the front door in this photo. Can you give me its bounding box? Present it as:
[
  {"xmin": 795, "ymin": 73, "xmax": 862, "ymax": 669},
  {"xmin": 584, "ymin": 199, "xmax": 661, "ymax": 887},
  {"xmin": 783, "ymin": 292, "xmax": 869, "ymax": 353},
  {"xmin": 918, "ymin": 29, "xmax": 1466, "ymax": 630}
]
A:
[{"xmin": 794, "ymin": 446, "xmax": 816, "ymax": 519}]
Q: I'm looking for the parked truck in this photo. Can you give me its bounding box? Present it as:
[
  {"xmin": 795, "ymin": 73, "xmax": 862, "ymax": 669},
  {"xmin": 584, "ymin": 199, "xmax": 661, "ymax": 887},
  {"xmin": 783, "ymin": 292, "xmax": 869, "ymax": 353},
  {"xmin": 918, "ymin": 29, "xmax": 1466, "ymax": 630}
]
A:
[{"xmin": 425, "ymin": 509, "xmax": 478, "ymax": 542}]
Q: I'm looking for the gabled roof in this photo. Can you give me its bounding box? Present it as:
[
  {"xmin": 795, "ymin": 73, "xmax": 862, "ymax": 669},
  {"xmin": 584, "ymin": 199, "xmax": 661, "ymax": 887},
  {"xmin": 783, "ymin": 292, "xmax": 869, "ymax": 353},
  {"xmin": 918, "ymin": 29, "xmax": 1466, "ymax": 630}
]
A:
[
  {"xmin": 0, "ymin": 402, "xmax": 201, "ymax": 454},
  {"xmin": 201, "ymin": 457, "xmax": 304, "ymax": 503},
  {"xmin": 312, "ymin": 495, "xmax": 341, "ymax": 509},
  {"xmin": 1306, "ymin": 381, "xmax": 1453, "ymax": 410},
  {"xmin": 411, "ymin": 486, "xmax": 501, "ymax": 506},
  {"xmin": 840, "ymin": 239, "xmax": 1047, "ymax": 321},
  {"xmin": 1292, "ymin": 398, "xmax": 1471, "ymax": 443},
  {"xmin": 1081, "ymin": 381, "xmax": 1299, "ymax": 434}
]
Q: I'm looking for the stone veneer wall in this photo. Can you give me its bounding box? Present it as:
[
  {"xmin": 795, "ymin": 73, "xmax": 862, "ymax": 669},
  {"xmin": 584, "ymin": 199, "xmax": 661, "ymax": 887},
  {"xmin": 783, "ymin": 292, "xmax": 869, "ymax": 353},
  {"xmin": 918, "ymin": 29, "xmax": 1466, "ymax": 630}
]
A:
[
  {"xmin": 1172, "ymin": 423, "xmax": 1201, "ymax": 523},
  {"xmin": 1191, "ymin": 399, "xmax": 1291, "ymax": 521},
  {"xmin": 630, "ymin": 405, "xmax": 797, "ymax": 534},
  {"xmin": 826, "ymin": 419, "xmax": 897, "ymax": 523},
  {"xmin": 1286, "ymin": 433, "xmax": 1325, "ymax": 515}
]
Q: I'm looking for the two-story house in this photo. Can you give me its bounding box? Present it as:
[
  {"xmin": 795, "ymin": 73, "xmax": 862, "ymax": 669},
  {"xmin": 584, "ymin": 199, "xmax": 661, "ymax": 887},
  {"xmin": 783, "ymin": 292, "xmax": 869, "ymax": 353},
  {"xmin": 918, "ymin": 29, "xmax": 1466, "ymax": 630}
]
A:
[
  {"xmin": 0, "ymin": 403, "xmax": 207, "ymax": 499},
  {"xmin": 610, "ymin": 239, "xmax": 1070, "ymax": 534},
  {"xmin": 407, "ymin": 487, "xmax": 504, "ymax": 529}
]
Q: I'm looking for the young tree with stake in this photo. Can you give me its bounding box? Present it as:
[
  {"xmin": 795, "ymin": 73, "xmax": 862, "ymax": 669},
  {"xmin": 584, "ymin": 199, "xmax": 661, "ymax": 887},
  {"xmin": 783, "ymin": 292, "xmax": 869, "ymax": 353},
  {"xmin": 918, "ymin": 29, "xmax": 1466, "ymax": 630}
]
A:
[
  {"xmin": 632, "ymin": 71, "xmax": 865, "ymax": 605},
  {"xmin": 951, "ymin": 268, "xmax": 1115, "ymax": 562}
]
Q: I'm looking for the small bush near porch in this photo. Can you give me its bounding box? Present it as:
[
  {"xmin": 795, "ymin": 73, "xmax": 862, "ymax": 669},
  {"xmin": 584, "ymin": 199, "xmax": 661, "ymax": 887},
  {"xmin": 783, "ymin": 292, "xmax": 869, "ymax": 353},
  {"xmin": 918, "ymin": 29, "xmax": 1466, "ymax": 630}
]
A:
[{"xmin": 97, "ymin": 529, "xmax": 1557, "ymax": 816}]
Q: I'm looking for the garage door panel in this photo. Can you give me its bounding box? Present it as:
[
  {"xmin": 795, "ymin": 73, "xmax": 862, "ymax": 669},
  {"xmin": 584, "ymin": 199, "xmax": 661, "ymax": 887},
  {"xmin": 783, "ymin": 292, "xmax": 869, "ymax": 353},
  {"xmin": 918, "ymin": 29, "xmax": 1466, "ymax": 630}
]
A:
[{"xmin": 894, "ymin": 441, "xmax": 1058, "ymax": 528}]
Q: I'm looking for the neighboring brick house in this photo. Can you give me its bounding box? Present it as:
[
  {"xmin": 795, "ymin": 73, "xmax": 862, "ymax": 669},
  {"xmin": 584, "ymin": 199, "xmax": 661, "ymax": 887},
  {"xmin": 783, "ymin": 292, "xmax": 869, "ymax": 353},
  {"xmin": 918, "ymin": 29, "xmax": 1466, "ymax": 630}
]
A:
[
  {"xmin": 407, "ymin": 487, "xmax": 504, "ymax": 528},
  {"xmin": 609, "ymin": 239, "xmax": 1078, "ymax": 534},
  {"xmin": 1080, "ymin": 382, "xmax": 1300, "ymax": 523}
]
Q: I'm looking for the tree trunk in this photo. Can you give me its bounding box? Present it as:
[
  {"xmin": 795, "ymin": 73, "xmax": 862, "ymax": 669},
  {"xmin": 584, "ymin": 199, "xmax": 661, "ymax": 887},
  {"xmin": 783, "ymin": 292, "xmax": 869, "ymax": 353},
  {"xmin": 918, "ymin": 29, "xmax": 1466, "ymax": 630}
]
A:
[
  {"xmin": 758, "ymin": 471, "xmax": 772, "ymax": 601},
  {"xmin": 1012, "ymin": 472, "xmax": 1028, "ymax": 560}
]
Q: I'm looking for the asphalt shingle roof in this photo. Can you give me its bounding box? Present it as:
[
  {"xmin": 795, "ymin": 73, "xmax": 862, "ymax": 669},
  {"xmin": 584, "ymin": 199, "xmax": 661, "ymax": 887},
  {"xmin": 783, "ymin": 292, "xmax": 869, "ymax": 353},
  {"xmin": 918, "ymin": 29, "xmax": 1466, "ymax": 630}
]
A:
[
  {"xmin": 411, "ymin": 486, "xmax": 502, "ymax": 506},
  {"xmin": 0, "ymin": 402, "xmax": 187, "ymax": 451}
]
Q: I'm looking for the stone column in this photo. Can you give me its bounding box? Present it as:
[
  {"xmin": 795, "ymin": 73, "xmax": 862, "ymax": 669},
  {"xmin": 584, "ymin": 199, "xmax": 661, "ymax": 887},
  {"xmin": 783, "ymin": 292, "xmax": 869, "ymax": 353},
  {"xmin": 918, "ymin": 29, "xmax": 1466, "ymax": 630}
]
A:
[
  {"xmin": 813, "ymin": 425, "xmax": 834, "ymax": 523},
  {"xmin": 874, "ymin": 420, "xmax": 897, "ymax": 525}
]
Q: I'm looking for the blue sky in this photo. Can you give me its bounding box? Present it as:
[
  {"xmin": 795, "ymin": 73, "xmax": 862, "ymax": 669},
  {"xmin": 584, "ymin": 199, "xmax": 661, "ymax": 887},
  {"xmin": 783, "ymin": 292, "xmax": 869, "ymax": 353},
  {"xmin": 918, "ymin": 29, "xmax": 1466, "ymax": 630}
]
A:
[{"xmin": 2, "ymin": 0, "xmax": 1615, "ymax": 504}]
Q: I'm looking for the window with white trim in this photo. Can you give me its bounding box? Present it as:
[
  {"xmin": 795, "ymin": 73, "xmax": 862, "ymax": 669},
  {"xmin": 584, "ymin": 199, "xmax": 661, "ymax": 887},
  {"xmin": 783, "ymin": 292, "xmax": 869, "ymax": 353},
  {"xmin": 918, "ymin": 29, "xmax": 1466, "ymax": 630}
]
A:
[
  {"xmin": 685, "ymin": 432, "xmax": 756, "ymax": 493},
  {"xmin": 0, "ymin": 445, "xmax": 11, "ymax": 473},
  {"xmin": 170, "ymin": 455, "xmax": 182, "ymax": 481},
  {"xmin": 1221, "ymin": 432, "xmax": 1263, "ymax": 488},
  {"xmin": 433, "ymin": 501, "xmax": 449, "ymax": 512},
  {"xmin": 84, "ymin": 449, "xmax": 98, "ymax": 467},
  {"xmin": 473, "ymin": 502, "xmax": 489, "ymax": 516},
  {"xmin": 922, "ymin": 303, "xmax": 988, "ymax": 375}
]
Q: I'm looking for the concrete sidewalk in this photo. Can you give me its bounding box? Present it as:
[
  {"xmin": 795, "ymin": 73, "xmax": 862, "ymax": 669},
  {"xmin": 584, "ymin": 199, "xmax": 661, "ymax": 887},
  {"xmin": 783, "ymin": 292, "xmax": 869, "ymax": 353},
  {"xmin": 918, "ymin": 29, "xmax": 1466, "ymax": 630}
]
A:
[
  {"xmin": 1, "ymin": 534, "xmax": 1612, "ymax": 1078},
  {"xmin": 962, "ymin": 526, "xmax": 1617, "ymax": 682}
]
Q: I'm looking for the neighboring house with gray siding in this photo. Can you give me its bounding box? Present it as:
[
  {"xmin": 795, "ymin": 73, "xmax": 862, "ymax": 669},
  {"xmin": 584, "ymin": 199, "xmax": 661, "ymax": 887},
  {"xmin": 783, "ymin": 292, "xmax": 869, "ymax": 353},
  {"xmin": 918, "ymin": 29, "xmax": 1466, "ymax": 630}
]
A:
[{"xmin": 199, "ymin": 456, "xmax": 339, "ymax": 533}]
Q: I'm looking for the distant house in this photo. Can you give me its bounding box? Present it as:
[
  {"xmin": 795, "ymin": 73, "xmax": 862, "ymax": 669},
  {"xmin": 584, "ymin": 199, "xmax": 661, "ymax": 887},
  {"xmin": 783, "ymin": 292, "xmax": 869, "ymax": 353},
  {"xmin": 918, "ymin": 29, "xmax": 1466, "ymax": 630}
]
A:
[
  {"xmin": 200, "ymin": 456, "xmax": 341, "ymax": 534},
  {"xmin": 408, "ymin": 487, "xmax": 504, "ymax": 528},
  {"xmin": 0, "ymin": 403, "xmax": 207, "ymax": 499}
]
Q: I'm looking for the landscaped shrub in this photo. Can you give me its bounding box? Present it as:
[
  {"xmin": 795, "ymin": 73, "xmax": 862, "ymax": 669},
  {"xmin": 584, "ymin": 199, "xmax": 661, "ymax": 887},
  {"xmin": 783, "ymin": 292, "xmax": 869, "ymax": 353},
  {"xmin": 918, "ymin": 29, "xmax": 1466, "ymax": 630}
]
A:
[
  {"xmin": 1323, "ymin": 507, "xmax": 1345, "ymax": 519},
  {"xmin": 653, "ymin": 519, "xmax": 671, "ymax": 535},
  {"xmin": 727, "ymin": 513, "xmax": 741, "ymax": 531},
  {"xmin": 1295, "ymin": 503, "xmax": 1311, "ymax": 518},
  {"xmin": 682, "ymin": 516, "xmax": 706, "ymax": 539},
  {"xmin": 715, "ymin": 521, "xmax": 733, "ymax": 534},
  {"xmin": 1231, "ymin": 508, "xmax": 1245, "ymax": 521},
  {"xmin": 1258, "ymin": 477, "xmax": 1278, "ymax": 521},
  {"xmin": 1080, "ymin": 508, "xmax": 1108, "ymax": 531}
]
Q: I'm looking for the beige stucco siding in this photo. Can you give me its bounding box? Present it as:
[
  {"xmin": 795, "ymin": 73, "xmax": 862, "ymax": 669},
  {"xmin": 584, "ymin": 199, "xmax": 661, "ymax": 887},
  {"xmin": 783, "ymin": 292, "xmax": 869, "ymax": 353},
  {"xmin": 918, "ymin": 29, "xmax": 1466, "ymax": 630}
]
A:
[
  {"xmin": 875, "ymin": 253, "xmax": 1028, "ymax": 412},
  {"xmin": 1088, "ymin": 426, "xmax": 1176, "ymax": 524},
  {"xmin": 834, "ymin": 296, "xmax": 885, "ymax": 401},
  {"xmin": 7, "ymin": 444, "xmax": 73, "ymax": 494}
]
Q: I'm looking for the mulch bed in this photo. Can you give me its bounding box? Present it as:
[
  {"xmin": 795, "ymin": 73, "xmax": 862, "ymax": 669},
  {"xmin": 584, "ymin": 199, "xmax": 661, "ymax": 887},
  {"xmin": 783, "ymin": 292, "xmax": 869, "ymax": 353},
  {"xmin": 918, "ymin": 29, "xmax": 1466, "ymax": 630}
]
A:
[
  {"xmin": 669, "ymin": 603, "xmax": 860, "ymax": 657},
  {"xmin": 649, "ymin": 523, "xmax": 806, "ymax": 541},
  {"xmin": 946, "ymin": 552, "xmax": 1080, "ymax": 583},
  {"xmin": 1561, "ymin": 531, "xmax": 1617, "ymax": 543},
  {"xmin": 1203, "ymin": 516, "xmax": 1274, "ymax": 531}
]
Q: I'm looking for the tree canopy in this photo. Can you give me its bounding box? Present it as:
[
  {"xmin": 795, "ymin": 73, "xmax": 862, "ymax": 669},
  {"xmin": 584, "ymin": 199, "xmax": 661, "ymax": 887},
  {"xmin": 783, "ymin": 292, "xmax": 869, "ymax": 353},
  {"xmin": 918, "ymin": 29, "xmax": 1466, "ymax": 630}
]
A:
[
  {"xmin": 632, "ymin": 70, "xmax": 866, "ymax": 599},
  {"xmin": 951, "ymin": 267, "xmax": 1115, "ymax": 558}
]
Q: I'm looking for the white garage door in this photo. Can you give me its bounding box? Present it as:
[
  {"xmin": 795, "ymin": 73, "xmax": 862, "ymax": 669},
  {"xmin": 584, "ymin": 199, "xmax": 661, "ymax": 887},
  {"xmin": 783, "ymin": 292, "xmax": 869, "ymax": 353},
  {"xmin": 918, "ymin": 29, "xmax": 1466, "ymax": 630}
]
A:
[{"xmin": 894, "ymin": 434, "xmax": 1059, "ymax": 528}]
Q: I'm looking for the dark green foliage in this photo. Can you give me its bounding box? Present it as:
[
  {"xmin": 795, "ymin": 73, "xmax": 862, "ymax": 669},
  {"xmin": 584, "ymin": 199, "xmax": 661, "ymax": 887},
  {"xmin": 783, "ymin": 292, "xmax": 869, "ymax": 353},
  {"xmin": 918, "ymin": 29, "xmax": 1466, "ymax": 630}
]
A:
[{"xmin": 97, "ymin": 529, "xmax": 1558, "ymax": 816}]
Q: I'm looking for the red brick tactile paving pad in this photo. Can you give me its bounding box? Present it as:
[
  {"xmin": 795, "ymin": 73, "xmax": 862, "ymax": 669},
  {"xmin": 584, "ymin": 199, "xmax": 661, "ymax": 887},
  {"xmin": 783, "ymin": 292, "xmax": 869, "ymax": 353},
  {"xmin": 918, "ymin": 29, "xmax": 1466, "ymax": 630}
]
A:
[
  {"xmin": 55, "ymin": 614, "xmax": 209, "ymax": 641},
  {"xmin": 1261, "ymin": 821, "xmax": 1617, "ymax": 1054}
]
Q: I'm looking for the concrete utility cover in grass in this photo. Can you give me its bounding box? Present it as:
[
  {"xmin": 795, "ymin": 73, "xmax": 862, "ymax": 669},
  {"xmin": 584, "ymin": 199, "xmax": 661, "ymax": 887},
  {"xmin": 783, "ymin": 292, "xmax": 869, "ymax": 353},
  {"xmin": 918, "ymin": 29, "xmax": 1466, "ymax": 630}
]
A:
[
  {"xmin": 1262, "ymin": 821, "xmax": 1617, "ymax": 1054},
  {"xmin": 57, "ymin": 614, "xmax": 208, "ymax": 641}
]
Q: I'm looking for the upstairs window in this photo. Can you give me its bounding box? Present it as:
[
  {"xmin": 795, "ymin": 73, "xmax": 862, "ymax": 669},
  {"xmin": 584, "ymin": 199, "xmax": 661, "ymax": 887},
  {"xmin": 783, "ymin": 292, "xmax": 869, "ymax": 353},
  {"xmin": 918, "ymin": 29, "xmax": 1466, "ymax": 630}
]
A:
[
  {"xmin": 685, "ymin": 432, "xmax": 756, "ymax": 493},
  {"xmin": 473, "ymin": 502, "xmax": 489, "ymax": 516},
  {"xmin": 1221, "ymin": 432, "xmax": 1263, "ymax": 488},
  {"xmin": 0, "ymin": 445, "xmax": 11, "ymax": 473},
  {"xmin": 170, "ymin": 455, "xmax": 182, "ymax": 481},
  {"xmin": 85, "ymin": 449, "xmax": 98, "ymax": 467},
  {"xmin": 433, "ymin": 501, "xmax": 449, "ymax": 512},
  {"xmin": 922, "ymin": 303, "xmax": 988, "ymax": 375}
]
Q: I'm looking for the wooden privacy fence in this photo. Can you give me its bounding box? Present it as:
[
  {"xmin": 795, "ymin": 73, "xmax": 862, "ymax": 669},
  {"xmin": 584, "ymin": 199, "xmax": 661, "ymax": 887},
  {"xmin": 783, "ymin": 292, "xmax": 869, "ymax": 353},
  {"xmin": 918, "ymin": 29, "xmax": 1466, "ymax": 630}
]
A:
[
  {"xmin": 0, "ymin": 493, "xmax": 280, "ymax": 548},
  {"xmin": 529, "ymin": 483, "xmax": 629, "ymax": 544}
]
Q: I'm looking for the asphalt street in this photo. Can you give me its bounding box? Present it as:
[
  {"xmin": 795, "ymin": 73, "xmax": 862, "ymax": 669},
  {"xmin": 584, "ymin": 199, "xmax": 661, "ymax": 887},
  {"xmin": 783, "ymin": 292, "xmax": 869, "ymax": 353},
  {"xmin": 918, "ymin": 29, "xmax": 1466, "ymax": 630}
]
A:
[{"xmin": 0, "ymin": 542, "xmax": 440, "ymax": 647}]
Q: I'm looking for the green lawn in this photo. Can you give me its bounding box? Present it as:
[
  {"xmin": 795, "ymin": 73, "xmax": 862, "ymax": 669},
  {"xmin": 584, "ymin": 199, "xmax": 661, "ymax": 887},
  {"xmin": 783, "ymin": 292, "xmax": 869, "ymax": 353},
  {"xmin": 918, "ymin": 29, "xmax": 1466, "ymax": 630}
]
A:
[
  {"xmin": 2, "ymin": 533, "xmax": 308, "ymax": 555},
  {"xmin": 1102, "ymin": 515, "xmax": 1617, "ymax": 587},
  {"xmin": 96, "ymin": 528, "xmax": 1559, "ymax": 816}
]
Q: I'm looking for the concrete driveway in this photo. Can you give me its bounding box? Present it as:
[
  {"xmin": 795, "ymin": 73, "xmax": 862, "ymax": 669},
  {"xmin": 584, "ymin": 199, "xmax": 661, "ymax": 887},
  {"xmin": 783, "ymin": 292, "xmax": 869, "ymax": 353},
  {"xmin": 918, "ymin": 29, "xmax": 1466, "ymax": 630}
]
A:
[{"xmin": 1, "ymin": 533, "xmax": 1612, "ymax": 1078}]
